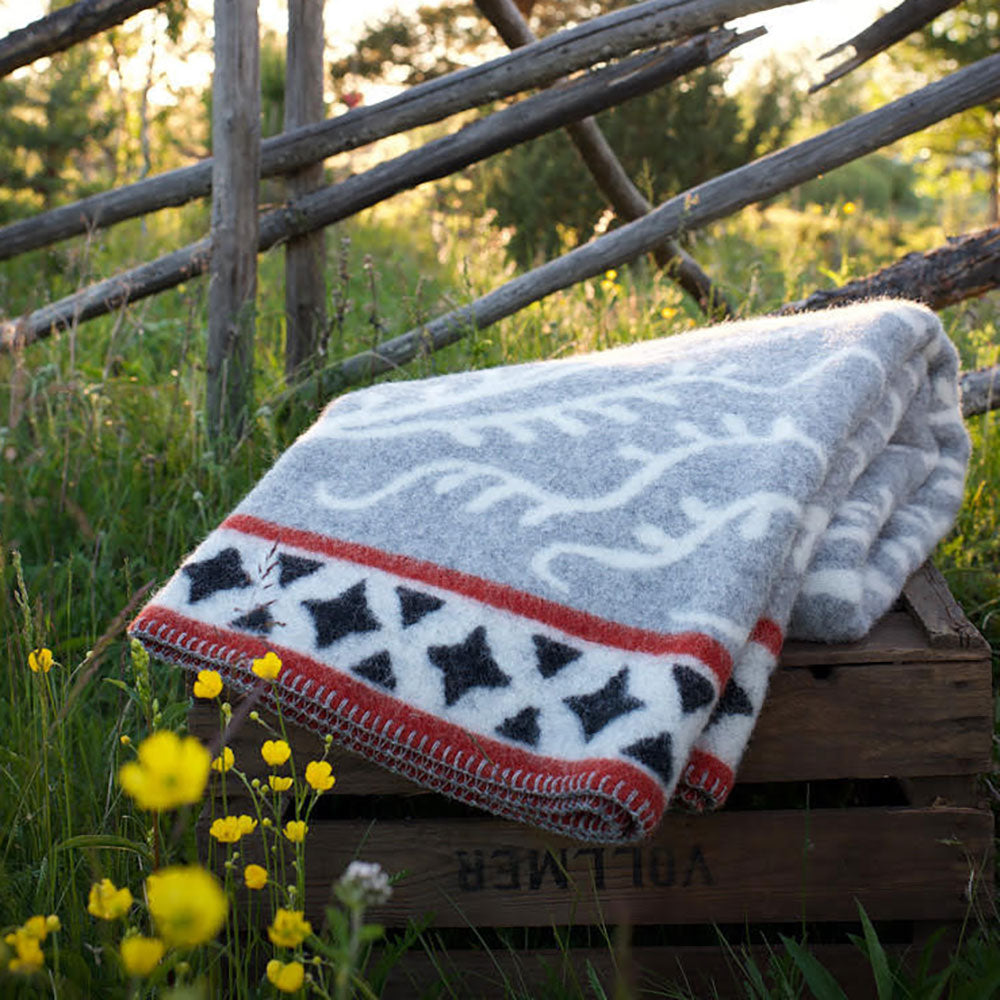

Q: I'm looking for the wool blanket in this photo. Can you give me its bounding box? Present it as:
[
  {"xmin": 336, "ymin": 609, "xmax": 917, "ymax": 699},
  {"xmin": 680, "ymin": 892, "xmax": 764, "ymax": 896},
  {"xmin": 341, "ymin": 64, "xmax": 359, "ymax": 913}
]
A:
[{"xmin": 130, "ymin": 300, "xmax": 969, "ymax": 843}]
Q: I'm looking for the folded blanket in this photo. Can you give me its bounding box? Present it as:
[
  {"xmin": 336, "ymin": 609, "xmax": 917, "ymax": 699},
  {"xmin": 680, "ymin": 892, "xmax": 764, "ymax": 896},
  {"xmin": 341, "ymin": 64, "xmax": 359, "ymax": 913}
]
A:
[{"xmin": 131, "ymin": 300, "xmax": 969, "ymax": 842}]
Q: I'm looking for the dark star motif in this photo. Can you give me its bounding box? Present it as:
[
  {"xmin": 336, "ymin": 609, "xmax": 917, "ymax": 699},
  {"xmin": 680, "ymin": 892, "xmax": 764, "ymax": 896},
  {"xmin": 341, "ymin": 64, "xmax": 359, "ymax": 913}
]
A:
[
  {"xmin": 277, "ymin": 553, "xmax": 322, "ymax": 588},
  {"xmin": 622, "ymin": 731, "xmax": 673, "ymax": 787},
  {"xmin": 673, "ymin": 664, "xmax": 716, "ymax": 715},
  {"xmin": 230, "ymin": 605, "xmax": 276, "ymax": 635},
  {"xmin": 302, "ymin": 581, "xmax": 380, "ymax": 648},
  {"xmin": 707, "ymin": 678, "xmax": 755, "ymax": 727},
  {"xmin": 496, "ymin": 707, "xmax": 541, "ymax": 747},
  {"xmin": 183, "ymin": 547, "xmax": 251, "ymax": 604},
  {"xmin": 396, "ymin": 586, "xmax": 445, "ymax": 628},
  {"xmin": 532, "ymin": 634, "xmax": 583, "ymax": 679},
  {"xmin": 563, "ymin": 666, "xmax": 645, "ymax": 742},
  {"xmin": 427, "ymin": 626, "xmax": 511, "ymax": 707},
  {"xmin": 351, "ymin": 650, "xmax": 396, "ymax": 691}
]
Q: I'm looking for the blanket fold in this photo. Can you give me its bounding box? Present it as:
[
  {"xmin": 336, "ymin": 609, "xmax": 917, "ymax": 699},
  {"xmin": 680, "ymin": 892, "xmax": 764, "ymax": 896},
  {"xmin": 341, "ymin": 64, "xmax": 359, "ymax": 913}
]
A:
[{"xmin": 130, "ymin": 300, "xmax": 969, "ymax": 842}]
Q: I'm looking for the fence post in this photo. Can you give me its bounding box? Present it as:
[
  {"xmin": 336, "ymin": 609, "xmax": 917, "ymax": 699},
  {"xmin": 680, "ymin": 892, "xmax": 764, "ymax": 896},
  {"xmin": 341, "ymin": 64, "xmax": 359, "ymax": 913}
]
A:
[
  {"xmin": 283, "ymin": 0, "xmax": 326, "ymax": 380},
  {"xmin": 207, "ymin": 0, "xmax": 260, "ymax": 440}
]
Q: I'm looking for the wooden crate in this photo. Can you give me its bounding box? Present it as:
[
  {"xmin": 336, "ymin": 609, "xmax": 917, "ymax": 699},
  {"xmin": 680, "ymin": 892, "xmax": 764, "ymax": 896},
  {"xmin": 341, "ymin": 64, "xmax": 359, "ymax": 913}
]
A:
[{"xmin": 189, "ymin": 564, "xmax": 994, "ymax": 999}]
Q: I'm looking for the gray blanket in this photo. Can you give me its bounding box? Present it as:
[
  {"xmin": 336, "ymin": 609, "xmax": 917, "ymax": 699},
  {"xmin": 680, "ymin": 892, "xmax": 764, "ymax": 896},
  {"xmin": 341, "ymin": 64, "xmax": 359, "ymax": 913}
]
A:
[{"xmin": 131, "ymin": 300, "xmax": 969, "ymax": 842}]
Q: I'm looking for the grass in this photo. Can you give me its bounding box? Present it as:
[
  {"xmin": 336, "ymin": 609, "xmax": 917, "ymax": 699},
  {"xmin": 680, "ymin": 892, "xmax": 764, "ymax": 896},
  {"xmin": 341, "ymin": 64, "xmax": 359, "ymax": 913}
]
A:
[{"xmin": 0, "ymin": 185, "xmax": 998, "ymax": 997}]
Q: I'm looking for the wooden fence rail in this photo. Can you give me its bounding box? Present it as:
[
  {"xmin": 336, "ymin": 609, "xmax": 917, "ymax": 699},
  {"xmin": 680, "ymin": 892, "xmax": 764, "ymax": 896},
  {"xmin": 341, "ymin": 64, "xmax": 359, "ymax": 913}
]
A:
[
  {"xmin": 0, "ymin": 27, "xmax": 752, "ymax": 347},
  {"xmin": 274, "ymin": 52, "xmax": 1000, "ymax": 402},
  {"xmin": 0, "ymin": 0, "xmax": 802, "ymax": 262},
  {"xmin": 0, "ymin": 0, "xmax": 163, "ymax": 78}
]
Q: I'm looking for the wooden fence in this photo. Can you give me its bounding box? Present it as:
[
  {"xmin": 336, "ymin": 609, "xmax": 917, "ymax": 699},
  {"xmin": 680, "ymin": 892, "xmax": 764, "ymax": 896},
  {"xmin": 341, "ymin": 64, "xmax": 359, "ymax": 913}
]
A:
[{"xmin": 0, "ymin": 0, "xmax": 998, "ymax": 436}]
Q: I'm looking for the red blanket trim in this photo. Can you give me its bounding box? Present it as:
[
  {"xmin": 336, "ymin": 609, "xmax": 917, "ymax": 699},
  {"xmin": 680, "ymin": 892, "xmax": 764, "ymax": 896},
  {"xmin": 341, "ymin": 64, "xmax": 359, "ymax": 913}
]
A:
[
  {"xmin": 749, "ymin": 617, "xmax": 784, "ymax": 658},
  {"xmin": 131, "ymin": 605, "xmax": 669, "ymax": 841},
  {"xmin": 225, "ymin": 513, "xmax": 735, "ymax": 685}
]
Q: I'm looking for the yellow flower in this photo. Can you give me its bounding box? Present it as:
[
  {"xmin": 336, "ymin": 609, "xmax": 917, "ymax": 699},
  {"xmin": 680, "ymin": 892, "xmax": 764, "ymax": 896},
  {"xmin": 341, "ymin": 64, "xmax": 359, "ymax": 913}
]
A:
[
  {"xmin": 842, "ymin": 200, "xmax": 856, "ymax": 215},
  {"xmin": 20, "ymin": 916, "xmax": 49, "ymax": 941},
  {"xmin": 252, "ymin": 651, "xmax": 282, "ymax": 680},
  {"xmin": 118, "ymin": 731, "xmax": 210, "ymax": 811},
  {"xmin": 120, "ymin": 936, "xmax": 165, "ymax": 977},
  {"xmin": 261, "ymin": 739, "xmax": 291, "ymax": 767},
  {"xmin": 192, "ymin": 669, "xmax": 223, "ymax": 699},
  {"xmin": 147, "ymin": 866, "xmax": 227, "ymax": 948},
  {"xmin": 28, "ymin": 648, "xmax": 53, "ymax": 673},
  {"xmin": 244, "ymin": 864, "xmax": 268, "ymax": 890},
  {"xmin": 44, "ymin": 915, "xmax": 60, "ymax": 935},
  {"xmin": 209, "ymin": 816, "xmax": 244, "ymax": 843},
  {"xmin": 211, "ymin": 746, "xmax": 235, "ymax": 773},
  {"xmin": 283, "ymin": 820, "xmax": 308, "ymax": 843},
  {"xmin": 305, "ymin": 760, "xmax": 335, "ymax": 792},
  {"xmin": 267, "ymin": 909, "xmax": 312, "ymax": 948},
  {"xmin": 660, "ymin": 306, "xmax": 678, "ymax": 320},
  {"xmin": 604, "ymin": 269, "xmax": 617, "ymax": 281},
  {"xmin": 88, "ymin": 879, "xmax": 134, "ymax": 921},
  {"xmin": 269, "ymin": 774, "xmax": 293, "ymax": 792},
  {"xmin": 267, "ymin": 958, "xmax": 305, "ymax": 993},
  {"xmin": 237, "ymin": 814, "xmax": 257, "ymax": 835},
  {"xmin": 5, "ymin": 928, "xmax": 44, "ymax": 974}
]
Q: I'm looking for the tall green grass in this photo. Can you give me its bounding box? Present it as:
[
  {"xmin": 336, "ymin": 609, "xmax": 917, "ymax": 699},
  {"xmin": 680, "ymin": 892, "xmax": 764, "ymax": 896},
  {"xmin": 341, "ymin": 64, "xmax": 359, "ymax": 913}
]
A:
[{"xmin": 1, "ymin": 188, "xmax": 997, "ymax": 997}]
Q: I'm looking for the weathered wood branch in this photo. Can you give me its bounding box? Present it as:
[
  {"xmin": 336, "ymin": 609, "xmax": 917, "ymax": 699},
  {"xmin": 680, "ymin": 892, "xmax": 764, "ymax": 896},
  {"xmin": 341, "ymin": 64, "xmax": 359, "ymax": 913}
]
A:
[
  {"xmin": 0, "ymin": 0, "xmax": 163, "ymax": 78},
  {"xmin": 0, "ymin": 28, "xmax": 752, "ymax": 348},
  {"xmin": 811, "ymin": 0, "xmax": 960, "ymax": 92},
  {"xmin": 0, "ymin": 0, "xmax": 806, "ymax": 261},
  {"xmin": 781, "ymin": 225, "xmax": 1000, "ymax": 418},
  {"xmin": 283, "ymin": 0, "xmax": 326, "ymax": 379},
  {"xmin": 781, "ymin": 225, "xmax": 1000, "ymax": 315},
  {"xmin": 205, "ymin": 0, "xmax": 260, "ymax": 439},
  {"xmin": 960, "ymin": 365, "xmax": 1000, "ymax": 419},
  {"xmin": 475, "ymin": 0, "xmax": 733, "ymax": 317},
  {"xmin": 288, "ymin": 52, "xmax": 1000, "ymax": 401}
]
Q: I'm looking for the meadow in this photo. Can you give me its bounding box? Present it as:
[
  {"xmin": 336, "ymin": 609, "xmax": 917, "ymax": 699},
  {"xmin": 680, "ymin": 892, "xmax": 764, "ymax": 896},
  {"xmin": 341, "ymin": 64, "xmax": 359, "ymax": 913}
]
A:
[{"xmin": 0, "ymin": 178, "xmax": 997, "ymax": 997}]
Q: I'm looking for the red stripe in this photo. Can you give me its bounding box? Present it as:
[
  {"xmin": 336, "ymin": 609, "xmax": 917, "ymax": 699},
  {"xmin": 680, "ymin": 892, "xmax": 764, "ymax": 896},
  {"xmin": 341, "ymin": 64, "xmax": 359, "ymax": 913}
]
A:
[
  {"xmin": 224, "ymin": 512, "xmax": 734, "ymax": 685},
  {"xmin": 749, "ymin": 618, "xmax": 783, "ymax": 658},
  {"xmin": 130, "ymin": 605, "xmax": 667, "ymax": 834},
  {"xmin": 679, "ymin": 747, "xmax": 735, "ymax": 806}
]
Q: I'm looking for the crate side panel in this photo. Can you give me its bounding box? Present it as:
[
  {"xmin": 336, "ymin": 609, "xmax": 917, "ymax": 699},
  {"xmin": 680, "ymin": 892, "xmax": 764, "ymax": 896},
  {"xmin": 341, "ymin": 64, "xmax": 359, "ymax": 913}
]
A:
[
  {"xmin": 741, "ymin": 658, "xmax": 993, "ymax": 781},
  {"xmin": 298, "ymin": 807, "xmax": 992, "ymax": 928}
]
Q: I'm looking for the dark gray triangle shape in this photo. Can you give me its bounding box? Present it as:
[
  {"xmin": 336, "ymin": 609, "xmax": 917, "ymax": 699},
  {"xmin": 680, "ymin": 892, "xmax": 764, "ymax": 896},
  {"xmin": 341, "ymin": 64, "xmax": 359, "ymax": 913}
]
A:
[
  {"xmin": 622, "ymin": 731, "xmax": 673, "ymax": 787},
  {"xmin": 278, "ymin": 553, "xmax": 323, "ymax": 587},
  {"xmin": 351, "ymin": 650, "xmax": 396, "ymax": 691},
  {"xmin": 707, "ymin": 678, "xmax": 755, "ymax": 727},
  {"xmin": 532, "ymin": 635, "xmax": 582, "ymax": 679},
  {"xmin": 563, "ymin": 666, "xmax": 644, "ymax": 742},
  {"xmin": 183, "ymin": 547, "xmax": 251, "ymax": 603},
  {"xmin": 428, "ymin": 626, "xmax": 511, "ymax": 707},
  {"xmin": 230, "ymin": 605, "xmax": 275, "ymax": 635},
  {"xmin": 496, "ymin": 707, "xmax": 541, "ymax": 747},
  {"xmin": 396, "ymin": 586, "xmax": 445, "ymax": 627},
  {"xmin": 302, "ymin": 581, "xmax": 381, "ymax": 648},
  {"xmin": 673, "ymin": 664, "xmax": 715, "ymax": 714}
]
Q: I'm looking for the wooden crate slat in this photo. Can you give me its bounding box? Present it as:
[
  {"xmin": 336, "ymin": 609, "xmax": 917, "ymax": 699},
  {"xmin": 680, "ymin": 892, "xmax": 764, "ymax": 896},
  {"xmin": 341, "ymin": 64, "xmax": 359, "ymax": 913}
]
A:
[
  {"xmin": 780, "ymin": 611, "xmax": 986, "ymax": 665},
  {"xmin": 297, "ymin": 807, "xmax": 992, "ymax": 928},
  {"xmin": 899, "ymin": 563, "xmax": 992, "ymax": 652},
  {"xmin": 741, "ymin": 658, "xmax": 992, "ymax": 781}
]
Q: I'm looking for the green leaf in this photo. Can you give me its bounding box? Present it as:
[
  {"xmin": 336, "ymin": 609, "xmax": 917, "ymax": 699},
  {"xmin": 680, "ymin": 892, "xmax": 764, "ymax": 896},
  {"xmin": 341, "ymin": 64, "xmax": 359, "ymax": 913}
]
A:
[
  {"xmin": 55, "ymin": 833, "xmax": 153, "ymax": 862},
  {"xmin": 857, "ymin": 903, "xmax": 894, "ymax": 1000},
  {"xmin": 357, "ymin": 922, "xmax": 386, "ymax": 944},
  {"xmin": 780, "ymin": 935, "xmax": 849, "ymax": 1000},
  {"xmin": 103, "ymin": 677, "xmax": 143, "ymax": 705},
  {"xmin": 585, "ymin": 959, "xmax": 609, "ymax": 1000}
]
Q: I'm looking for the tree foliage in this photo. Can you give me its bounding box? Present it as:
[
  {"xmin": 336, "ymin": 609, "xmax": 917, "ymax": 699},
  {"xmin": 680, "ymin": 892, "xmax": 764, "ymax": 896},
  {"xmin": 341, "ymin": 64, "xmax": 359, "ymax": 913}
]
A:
[
  {"xmin": 0, "ymin": 45, "xmax": 115, "ymax": 220},
  {"xmin": 896, "ymin": 0, "xmax": 1000, "ymax": 222},
  {"xmin": 473, "ymin": 62, "xmax": 802, "ymax": 267}
]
